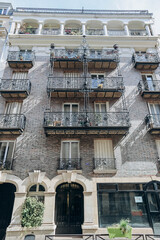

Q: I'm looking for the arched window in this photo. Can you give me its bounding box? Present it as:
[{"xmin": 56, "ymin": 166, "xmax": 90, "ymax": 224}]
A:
[
  {"xmin": 24, "ymin": 235, "xmax": 35, "ymax": 240},
  {"xmin": 28, "ymin": 184, "xmax": 45, "ymax": 203}
]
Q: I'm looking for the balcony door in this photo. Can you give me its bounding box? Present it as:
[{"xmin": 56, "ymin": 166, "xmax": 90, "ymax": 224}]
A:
[
  {"xmin": 148, "ymin": 103, "xmax": 160, "ymax": 126},
  {"xmin": 94, "ymin": 102, "xmax": 109, "ymax": 126},
  {"xmin": 142, "ymin": 75, "xmax": 155, "ymax": 91},
  {"xmin": 61, "ymin": 141, "xmax": 79, "ymax": 170},
  {"xmin": 91, "ymin": 74, "xmax": 104, "ymax": 88},
  {"xmin": 63, "ymin": 103, "xmax": 79, "ymax": 126},
  {"xmin": 5, "ymin": 102, "xmax": 22, "ymax": 114},
  {"xmin": 0, "ymin": 141, "xmax": 14, "ymax": 169}
]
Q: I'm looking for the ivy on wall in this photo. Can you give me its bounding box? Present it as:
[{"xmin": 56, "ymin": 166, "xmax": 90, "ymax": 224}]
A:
[{"xmin": 21, "ymin": 197, "xmax": 44, "ymax": 228}]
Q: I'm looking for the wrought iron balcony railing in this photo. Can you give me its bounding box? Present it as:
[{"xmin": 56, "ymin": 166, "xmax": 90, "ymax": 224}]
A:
[
  {"xmin": 0, "ymin": 159, "xmax": 14, "ymax": 170},
  {"xmin": 7, "ymin": 51, "xmax": 35, "ymax": 62},
  {"xmin": 108, "ymin": 30, "xmax": 126, "ymax": 36},
  {"xmin": 138, "ymin": 80, "xmax": 160, "ymax": 92},
  {"xmin": 145, "ymin": 114, "xmax": 160, "ymax": 129},
  {"xmin": 86, "ymin": 29, "xmax": 104, "ymax": 35},
  {"xmin": 133, "ymin": 53, "xmax": 159, "ymax": 63},
  {"xmin": 93, "ymin": 158, "xmax": 116, "ymax": 170},
  {"xmin": 0, "ymin": 79, "xmax": 31, "ymax": 93},
  {"xmin": 130, "ymin": 30, "xmax": 148, "ymax": 36},
  {"xmin": 44, "ymin": 112, "xmax": 130, "ymax": 128},
  {"xmin": 0, "ymin": 114, "xmax": 26, "ymax": 131},
  {"xmin": 64, "ymin": 29, "xmax": 82, "ymax": 35},
  {"xmin": 19, "ymin": 27, "xmax": 38, "ymax": 34},
  {"xmin": 51, "ymin": 49, "xmax": 119, "ymax": 62},
  {"xmin": 58, "ymin": 158, "xmax": 81, "ymax": 170},
  {"xmin": 41, "ymin": 28, "xmax": 60, "ymax": 35},
  {"xmin": 47, "ymin": 76, "xmax": 124, "ymax": 92}
]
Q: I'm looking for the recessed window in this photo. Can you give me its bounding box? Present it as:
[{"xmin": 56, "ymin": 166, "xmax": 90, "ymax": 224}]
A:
[
  {"xmin": 0, "ymin": 141, "xmax": 15, "ymax": 169},
  {"xmin": 24, "ymin": 235, "xmax": 35, "ymax": 240},
  {"xmin": 28, "ymin": 184, "xmax": 45, "ymax": 203}
]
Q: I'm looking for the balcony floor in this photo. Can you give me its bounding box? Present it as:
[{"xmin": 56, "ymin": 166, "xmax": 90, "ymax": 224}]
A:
[
  {"xmin": 0, "ymin": 90, "xmax": 30, "ymax": 99},
  {"xmin": 134, "ymin": 62, "xmax": 159, "ymax": 70},
  {"xmin": 8, "ymin": 61, "xmax": 34, "ymax": 69},
  {"xmin": 0, "ymin": 128, "xmax": 24, "ymax": 135},
  {"xmin": 141, "ymin": 91, "xmax": 160, "ymax": 99}
]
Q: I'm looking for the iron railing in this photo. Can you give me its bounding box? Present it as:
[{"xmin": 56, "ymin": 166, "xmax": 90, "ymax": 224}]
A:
[
  {"xmin": 19, "ymin": 27, "xmax": 38, "ymax": 34},
  {"xmin": 95, "ymin": 234, "xmax": 145, "ymax": 240},
  {"xmin": 145, "ymin": 114, "xmax": 160, "ymax": 129},
  {"xmin": 51, "ymin": 49, "xmax": 119, "ymax": 62},
  {"xmin": 0, "ymin": 114, "xmax": 26, "ymax": 130},
  {"xmin": 93, "ymin": 158, "xmax": 116, "ymax": 170},
  {"xmin": 133, "ymin": 53, "xmax": 159, "ymax": 63},
  {"xmin": 58, "ymin": 158, "xmax": 81, "ymax": 170},
  {"xmin": 0, "ymin": 79, "xmax": 31, "ymax": 93},
  {"xmin": 44, "ymin": 112, "xmax": 130, "ymax": 128},
  {"xmin": 7, "ymin": 51, "xmax": 35, "ymax": 62},
  {"xmin": 130, "ymin": 30, "xmax": 148, "ymax": 36},
  {"xmin": 86, "ymin": 29, "xmax": 104, "ymax": 35},
  {"xmin": 138, "ymin": 80, "xmax": 160, "ymax": 92},
  {"xmin": 64, "ymin": 29, "xmax": 82, "ymax": 35},
  {"xmin": 0, "ymin": 159, "xmax": 14, "ymax": 170},
  {"xmin": 145, "ymin": 235, "xmax": 160, "ymax": 240},
  {"xmin": 45, "ymin": 234, "xmax": 94, "ymax": 240},
  {"xmin": 47, "ymin": 76, "xmax": 124, "ymax": 92},
  {"xmin": 41, "ymin": 28, "xmax": 60, "ymax": 35},
  {"xmin": 108, "ymin": 30, "xmax": 126, "ymax": 36}
]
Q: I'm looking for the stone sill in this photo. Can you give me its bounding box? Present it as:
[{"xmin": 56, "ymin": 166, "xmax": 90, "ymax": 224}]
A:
[
  {"xmin": 0, "ymin": 170, "xmax": 13, "ymax": 174},
  {"xmin": 93, "ymin": 169, "xmax": 117, "ymax": 174},
  {"xmin": 57, "ymin": 170, "xmax": 82, "ymax": 174}
]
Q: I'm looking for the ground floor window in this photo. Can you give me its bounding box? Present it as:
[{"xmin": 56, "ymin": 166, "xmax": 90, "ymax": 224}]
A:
[{"xmin": 97, "ymin": 183, "xmax": 150, "ymax": 228}]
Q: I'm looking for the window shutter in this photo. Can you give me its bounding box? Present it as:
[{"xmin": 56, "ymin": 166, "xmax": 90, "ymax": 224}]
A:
[
  {"xmin": 12, "ymin": 72, "xmax": 28, "ymax": 79},
  {"xmin": 71, "ymin": 142, "xmax": 79, "ymax": 158},
  {"xmin": 94, "ymin": 140, "xmax": 114, "ymax": 158},
  {"xmin": 62, "ymin": 142, "xmax": 70, "ymax": 159}
]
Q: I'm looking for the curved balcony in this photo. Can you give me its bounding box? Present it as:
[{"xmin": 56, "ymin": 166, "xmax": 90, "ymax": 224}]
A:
[
  {"xmin": 0, "ymin": 79, "xmax": 31, "ymax": 98},
  {"xmin": 51, "ymin": 48, "xmax": 119, "ymax": 70},
  {"xmin": 138, "ymin": 80, "xmax": 160, "ymax": 99},
  {"xmin": 44, "ymin": 111, "xmax": 130, "ymax": 135},
  {"xmin": 47, "ymin": 76, "xmax": 124, "ymax": 98},
  {"xmin": 58, "ymin": 158, "xmax": 81, "ymax": 171},
  {"xmin": 93, "ymin": 158, "xmax": 116, "ymax": 173},
  {"xmin": 133, "ymin": 53, "xmax": 160, "ymax": 70},
  {"xmin": 0, "ymin": 114, "xmax": 26, "ymax": 135},
  {"xmin": 7, "ymin": 51, "xmax": 35, "ymax": 69}
]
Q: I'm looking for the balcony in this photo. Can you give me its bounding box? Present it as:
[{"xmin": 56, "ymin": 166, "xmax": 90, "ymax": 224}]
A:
[
  {"xmin": 41, "ymin": 28, "xmax": 60, "ymax": 35},
  {"xmin": 130, "ymin": 30, "xmax": 148, "ymax": 36},
  {"xmin": 0, "ymin": 79, "xmax": 31, "ymax": 98},
  {"xmin": 0, "ymin": 114, "xmax": 26, "ymax": 135},
  {"xmin": 138, "ymin": 80, "xmax": 160, "ymax": 99},
  {"xmin": 108, "ymin": 30, "xmax": 125, "ymax": 36},
  {"xmin": 0, "ymin": 159, "xmax": 14, "ymax": 171},
  {"xmin": 145, "ymin": 114, "xmax": 160, "ymax": 134},
  {"xmin": 50, "ymin": 49, "xmax": 119, "ymax": 70},
  {"xmin": 64, "ymin": 29, "xmax": 82, "ymax": 35},
  {"xmin": 86, "ymin": 29, "xmax": 104, "ymax": 35},
  {"xmin": 19, "ymin": 27, "xmax": 38, "ymax": 34},
  {"xmin": 93, "ymin": 158, "xmax": 116, "ymax": 173},
  {"xmin": 7, "ymin": 51, "xmax": 35, "ymax": 69},
  {"xmin": 57, "ymin": 158, "xmax": 81, "ymax": 171},
  {"xmin": 133, "ymin": 53, "xmax": 160, "ymax": 70},
  {"xmin": 44, "ymin": 112, "xmax": 130, "ymax": 135},
  {"xmin": 47, "ymin": 76, "xmax": 124, "ymax": 98}
]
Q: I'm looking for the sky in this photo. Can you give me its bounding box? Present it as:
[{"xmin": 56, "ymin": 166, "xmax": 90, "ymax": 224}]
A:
[{"xmin": 2, "ymin": 0, "xmax": 160, "ymax": 33}]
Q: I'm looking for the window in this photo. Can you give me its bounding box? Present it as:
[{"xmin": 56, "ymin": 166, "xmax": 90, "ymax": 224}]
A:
[
  {"xmin": 12, "ymin": 72, "xmax": 28, "ymax": 80},
  {"xmin": 94, "ymin": 140, "xmax": 114, "ymax": 170},
  {"xmin": 63, "ymin": 103, "xmax": 79, "ymax": 126},
  {"xmin": 148, "ymin": 103, "xmax": 160, "ymax": 125},
  {"xmin": 94, "ymin": 102, "xmax": 109, "ymax": 126},
  {"xmin": 24, "ymin": 235, "xmax": 35, "ymax": 240},
  {"xmin": 28, "ymin": 184, "xmax": 45, "ymax": 203},
  {"xmin": 142, "ymin": 74, "xmax": 155, "ymax": 91},
  {"xmin": 61, "ymin": 140, "xmax": 79, "ymax": 159},
  {"xmin": 91, "ymin": 73, "xmax": 105, "ymax": 88},
  {"xmin": 0, "ymin": 141, "xmax": 15, "ymax": 169},
  {"xmin": 5, "ymin": 102, "xmax": 22, "ymax": 114},
  {"xmin": 97, "ymin": 183, "xmax": 149, "ymax": 228},
  {"xmin": 95, "ymin": 102, "xmax": 109, "ymax": 113}
]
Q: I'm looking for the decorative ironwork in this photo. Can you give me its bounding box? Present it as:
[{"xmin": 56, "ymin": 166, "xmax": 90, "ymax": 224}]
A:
[
  {"xmin": 41, "ymin": 28, "xmax": 60, "ymax": 35},
  {"xmin": 94, "ymin": 158, "xmax": 116, "ymax": 170},
  {"xmin": 58, "ymin": 158, "xmax": 81, "ymax": 170},
  {"xmin": 64, "ymin": 29, "xmax": 82, "ymax": 35},
  {"xmin": 86, "ymin": 29, "xmax": 104, "ymax": 35},
  {"xmin": 95, "ymin": 234, "xmax": 145, "ymax": 240},
  {"xmin": 45, "ymin": 235, "xmax": 94, "ymax": 240},
  {"xmin": 44, "ymin": 112, "xmax": 130, "ymax": 128},
  {"xmin": 0, "ymin": 79, "xmax": 31, "ymax": 93},
  {"xmin": 0, "ymin": 114, "xmax": 26, "ymax": 130},
  {"xmin": 130, "ymin": 30, "xmax": 148, "ymax": 36},
  {"xmin": 47, "ymin": 76, "xmax": 124, "ymax": 92},
  {"xmin": 7, "ymin": 51, "xmax": 35, "ymax": 62},
  {"xmin": 138, "ymin": 80, "xmax": 160, "ymax": 92},
  {"xmin": 108, "ymin": 30, "xmax": 125, "ymax": 36},
  {"xmin": 133, "ymin": 53, "xmax": 159, "ymax": 63},
  {"xmin": 19, "ymin": 28, "xmax": 38, "ymax": 34},
  {"xmin": 0, "ymin": 159, "xmax": 14, "ymax": 170}
]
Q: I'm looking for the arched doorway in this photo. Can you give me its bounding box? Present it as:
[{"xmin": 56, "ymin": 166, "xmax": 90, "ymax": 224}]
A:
[
  {"xmin": 144, "ymin": 181, "xmax": 160, "ymax": 234},
  {"xmin": 0, "ymin": 183, "xmax": 16, "ymax": 240},
  {"xmin": 55, "ymin": 182, "xmax": 84, "ymax": 234}
]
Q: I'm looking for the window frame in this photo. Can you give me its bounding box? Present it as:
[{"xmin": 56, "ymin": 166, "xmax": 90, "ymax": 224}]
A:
[
  {"xmin": 60, "ymin": 140, "xmax": 80, "ymax": 159},
  {"xmin": 0, "ymin": 140, "xmax": 15, "ymax": 165}
]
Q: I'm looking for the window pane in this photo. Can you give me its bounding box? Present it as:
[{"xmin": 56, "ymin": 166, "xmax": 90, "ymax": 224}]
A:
[
  {"xmin": 71, "ymin": 142, "xmax": 78, "ymax": 158},
  {"xmin": 101, "ymin": 104, "xmax": 106, "ymax": 113},
  {"xmin": 29, "ymin": 185, "xmax": 37, "ymax": 192},
  {"xmin": 24, "ymin": 235, "xmax": 35, "ymax": 240},
  {"xmin": 72, "ymin": 104, "xmax": 78, "ymax": 113},
  {"xmin": 6, "ymin": 142, "xmax": 14, "ymax": 161},
  {"xmin": 147, "ymin": 193, "xmax": 159, "ymax": 212},
  {"xmin": 39, "ymin": 185, "xmax": 45, "ymax": 191},
  {"xmin": 62, "ymin": 142, "xmax": 70, "ymax": 158},
  {"xmin": 118, "ymin": 183, "xmax": 142, "ymax": 191},
  {"xmin": 0, "ymin": 142, "xmax": 7, "ymax": 162}
]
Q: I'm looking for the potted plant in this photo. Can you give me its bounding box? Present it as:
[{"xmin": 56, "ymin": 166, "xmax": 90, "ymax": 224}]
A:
[{"xmin": 107, "ymin": 219, "xmax": 132, "ymax": 239}]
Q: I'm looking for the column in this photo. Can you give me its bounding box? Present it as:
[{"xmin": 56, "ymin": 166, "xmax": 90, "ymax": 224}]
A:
[
  {"xmin": 124, "ymin": 23, "xmax": 129, "ymax": 36},
  {"xmin": 145, "ymin": 24, "xmax": 151, "ymax": 36},
  {"xmin": 60, "ymin": 22, "xmax": 64, "ymax": 35},
  {"xmin": 103, "ymin": 23, "xmax": 108, "ymax": 36},
  {"xmin": 43, "ymin": 192, "xmax": 56, "ymax": 228},
  {"xmin": 82, "ymin": 23, "xmax": 86, "ymax": 35},
  {"xmin": 149, "ymin": 24, "xmax": 154, "ymax": 36},
  {"xmin": 10, "ymin": 21, "xmax": 16, "ymax": 34},
  {"xmin": 15, "ymin": 22, "xmax": 21, "ymax": 34},
  {"xmin": 38, "ymin": 22, "xmax": 43, "ymax": 35}
]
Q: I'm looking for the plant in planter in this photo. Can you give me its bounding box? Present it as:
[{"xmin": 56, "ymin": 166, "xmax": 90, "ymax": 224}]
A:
[
  {"xmin": 107, "ymin": 219, "xmax": 132, "ymax": 239},
  {"xmin": 21, "ymin": 197, "xmax": 44, "ymax": 228}
]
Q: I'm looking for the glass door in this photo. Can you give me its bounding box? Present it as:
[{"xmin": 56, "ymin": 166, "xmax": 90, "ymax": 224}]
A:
[
  {"xmin": 94, "ymin": 102, "xmax": 108, "ymax": 126},
  {"xmin": 63, "ymin": 103, "xmax": 78, "ymax": 126},
  {"xmin": 142, "ymin": 75, "xmax": 155, "ymax": 91}
]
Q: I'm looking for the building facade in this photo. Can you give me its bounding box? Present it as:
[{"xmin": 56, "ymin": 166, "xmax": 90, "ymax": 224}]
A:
[{"xmin": 0, "ymin": 6, "xmax": 160, "ymax": 240}]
